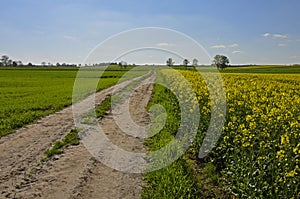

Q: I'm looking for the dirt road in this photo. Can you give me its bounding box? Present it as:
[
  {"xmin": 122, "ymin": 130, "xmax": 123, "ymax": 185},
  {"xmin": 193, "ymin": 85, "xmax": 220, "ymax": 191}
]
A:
[{"xmin": 0, "ymin": 73, "xmax": 155, "ymax": 199}]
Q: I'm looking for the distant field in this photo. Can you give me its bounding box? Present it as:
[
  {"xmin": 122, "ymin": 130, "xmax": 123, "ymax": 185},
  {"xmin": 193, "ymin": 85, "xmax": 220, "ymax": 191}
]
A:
[
  {"xmin": 221, "ymin": 65, "xmax": 300, "ymax": 74},
  {"xmin": 0, "ymin": 66, "xmax": 144, "ymax": 137},
  {"xmin": 193, "ymin": 65, "xmax": 300, "ymax": 74}
]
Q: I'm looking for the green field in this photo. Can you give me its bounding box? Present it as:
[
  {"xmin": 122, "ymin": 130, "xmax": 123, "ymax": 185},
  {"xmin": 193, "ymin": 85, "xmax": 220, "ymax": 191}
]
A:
[
  {"xmin": 220, "ymin": 65, "xmax": 300, "ymax": 74},
  {"xmin": 0, "ymin": 66, "xmax": 144, "ymax": 137},
  {"xmin": 173, "ymin": 65, "xmax": 300, "ymax": 74}
]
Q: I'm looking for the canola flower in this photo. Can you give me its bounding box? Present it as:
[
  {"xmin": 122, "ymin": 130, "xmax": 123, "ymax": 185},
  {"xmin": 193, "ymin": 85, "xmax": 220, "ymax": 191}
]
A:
[{"xmin": 160, "ymin": 70, "xmax": 300, "ymax": 198}]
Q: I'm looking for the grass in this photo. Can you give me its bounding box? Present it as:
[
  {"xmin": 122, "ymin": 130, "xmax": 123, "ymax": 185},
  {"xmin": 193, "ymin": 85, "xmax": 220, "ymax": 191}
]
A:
[
  {"xmin": 142, "ymin": 80, "xmax": 201, "ymax": 199},
  {"xmin": 95, "ymin": 96, "xmax": 112, "ymax": 118},
  {"xmin": 44, "ymin": 128, "xmax": 80, "ymax": 158},
  {"xmin": 0, "ymin": 66, "xmax": 147, "ymax": 137}
]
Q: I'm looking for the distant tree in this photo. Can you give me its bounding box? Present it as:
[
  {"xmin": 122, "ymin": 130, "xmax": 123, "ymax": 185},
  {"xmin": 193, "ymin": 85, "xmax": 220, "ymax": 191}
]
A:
[
  {"xmin": 7, "ymin": 59, "xmax": 13, "ymax": 66},
  {"xmin": 119, "ymin": 61, "xmax": 127, "ymax": 69},
  {"xmin": 12, "ymin": 61, "xmax": 18, "ymax": 67},
  {"xmin": 166, "ymin": 58, "xmax": 174, "ymax": 66},
  {"xmin": 213, "ymin": 55, "xmax": 229, "ymax": 70},
  {"xmin": 122, "ymin": 61, "xmax": 127, "ymax": 69},
  {"xmin": 56, "ymin": 62, "xmax": 61, "ymax": 67},
  {"xmin": 17, "ymin": 61, "xmax": 23, "ymax": 66},
  {"xmin": 183, "ymin": 59, "xmax": 189, "ymax": 67},
  {"xmin": 28, "ymin": 62, "xmax": 33, "ymax": 67},
  {"xmin": 1, "ymin": 55, "xmax": 9, "ymax": 66},
  {"xmin": 192, "ymin": 58, "xmax": 198, "ymax": 66},
  {"xmin": 41, "ymin": 61, "xmax": 46, "ymax": 66},
  {"xmin": 119, "ymin": 62, "xmax": 123, "ymax": 69}
]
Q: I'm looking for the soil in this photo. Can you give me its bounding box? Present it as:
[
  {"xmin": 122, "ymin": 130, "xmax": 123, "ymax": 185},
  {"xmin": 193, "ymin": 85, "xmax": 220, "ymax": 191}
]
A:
[{"xmin": 0, "ymin": 73, "xmax": 155, "ymax": 199}]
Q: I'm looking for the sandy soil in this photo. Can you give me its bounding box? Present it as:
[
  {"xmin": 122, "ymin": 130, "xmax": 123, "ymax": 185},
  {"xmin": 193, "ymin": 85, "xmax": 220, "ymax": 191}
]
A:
[{"xmin": 0, "ymin": 73, "xmax": 155, "ymax": 199}]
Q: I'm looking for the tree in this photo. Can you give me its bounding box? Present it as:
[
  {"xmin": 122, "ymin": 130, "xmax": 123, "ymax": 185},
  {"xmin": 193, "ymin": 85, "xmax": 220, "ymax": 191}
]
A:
[
  {"xmin": 41, "ymin": 62, "xmax": 46, "ymax": 66},
  {"xmin": 183, "ymin": 59, "xmax": 189, "ymax": 67},
  {"xmin": 192, "ymin": 58, "xmax": 198, "ymax": 66},
  {"xmin": 12, "ymin": 61, "xmax": 18, "ymax": 67},
  {"xmin": 7, "ymin": 59, "xmax": 13, "ymax": 66},
  {"xmin": 118, "ymin": 62, "xmax": 123, "ymax": 69},
  {"xmin": 1, "ymin": 55, "xmax": 9, "ymax": 66},
  {"xmin": 166, "ymin": 58, "xmax": 174, "ymax": 66},
  {"xmin": 213, "ymin": 55, "xmax": 229, "ymax": 70},
  {"xmin": 119, "ymin": 61, "xmax": 127, "ymax": 69},
  {"xmin": 17, "ymin": 61, "xmax": 23, "ymax": 66}
]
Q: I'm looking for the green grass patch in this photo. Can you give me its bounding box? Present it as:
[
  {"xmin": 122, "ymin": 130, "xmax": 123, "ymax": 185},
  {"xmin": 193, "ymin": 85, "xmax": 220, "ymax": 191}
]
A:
[
  {"xmin": 44, "ymin": 128, "xmax": 80, "ymax": 158},
  {"xmin": 142, "ymin": 81, "xmax": 200, "ymax": 198},
  {"xmin": 142, "ymin": 70, "xmax": 231, "ymax": 198},
  {"xmin": 95, "ymin": 96, "xmax": 112, "ymax": 118}
]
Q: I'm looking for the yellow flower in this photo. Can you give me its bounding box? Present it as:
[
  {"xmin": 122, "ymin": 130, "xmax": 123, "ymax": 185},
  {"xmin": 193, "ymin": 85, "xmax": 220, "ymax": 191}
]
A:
[
  {"xmin": 276, "ymin": 150, "xmax": 285, "ymax": 159},
  {"xmin": 285, "ymin": 170, "xmax": 297, "ymax": 177},
  {"xmin": 280, "ymin": 134, "xmax": 290, "ymax": 146},
  {"xmin": 224, "ymin": 136, "xmax": 229, "ymax": 143}
]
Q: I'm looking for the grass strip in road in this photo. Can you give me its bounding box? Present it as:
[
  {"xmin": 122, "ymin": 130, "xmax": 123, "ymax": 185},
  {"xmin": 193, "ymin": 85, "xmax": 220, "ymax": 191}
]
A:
[
  {"xmin": 95, "ymin": 96, "xmax": 112, "ymax": 118},
  {"xmin": 43, "ymin": 128, "xmax": 80, "ymax": 159},
  {"xmin": 142, "ymin": 83, "xmax": 200, "ymax": 199}
]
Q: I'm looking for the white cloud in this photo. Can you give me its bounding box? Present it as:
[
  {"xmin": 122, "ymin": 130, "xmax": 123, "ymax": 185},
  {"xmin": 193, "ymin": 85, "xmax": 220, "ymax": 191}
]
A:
[
  {"xmin": 228, "ymin": 43, "xmax": 239, "ymax": 48},
  {"xmin": 262, "ymin": 33, "xmax": 288, "ymax": 39},
  {"xmin": 232, "ymin": 51, "xmax": 242, "ymax": 54},
  {"xmin": 278, "ymin": 43, "xmax": 287, "ymax": 47},
  {"xmin": 263, "ymin": 33, "xmax": 271, "ymax": 37},
  {"xmin": 210, "ymin": 45, "xmax": 226, "ymax": 49},
  {"xmin": 273, "ymin": 34, "xmax": 288, "ymax": 39},
  {"xmin": 156, "ymin": 42, "xmax": 174, "ymax": 47}
]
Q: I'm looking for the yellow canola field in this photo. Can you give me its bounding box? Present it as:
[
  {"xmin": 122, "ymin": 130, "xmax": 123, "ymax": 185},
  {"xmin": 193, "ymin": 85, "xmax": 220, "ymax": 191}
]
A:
[{"xmin": 161, "ymin": 69, "xmax": 300, "ymax": 198}]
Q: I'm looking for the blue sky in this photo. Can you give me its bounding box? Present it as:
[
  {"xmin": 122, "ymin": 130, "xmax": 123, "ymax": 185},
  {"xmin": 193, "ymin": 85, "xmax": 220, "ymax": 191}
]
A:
[{"xmin": 0, "ymin": 0, "xmax": 299, "ymax": 65}]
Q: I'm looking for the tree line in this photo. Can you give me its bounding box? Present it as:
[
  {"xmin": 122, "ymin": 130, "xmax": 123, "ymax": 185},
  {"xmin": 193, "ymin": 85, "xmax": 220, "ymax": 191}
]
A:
[
  {"xmin": 1, "ymin": 54, "xmax": 230, "ymax": 69},
  {"xmin": 166, "ymin": 54, "xmax": 230, "ymax": 69},
  {"xmin": 0, "ymin": 55, "xmax": 77, "ymax": 67}
]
